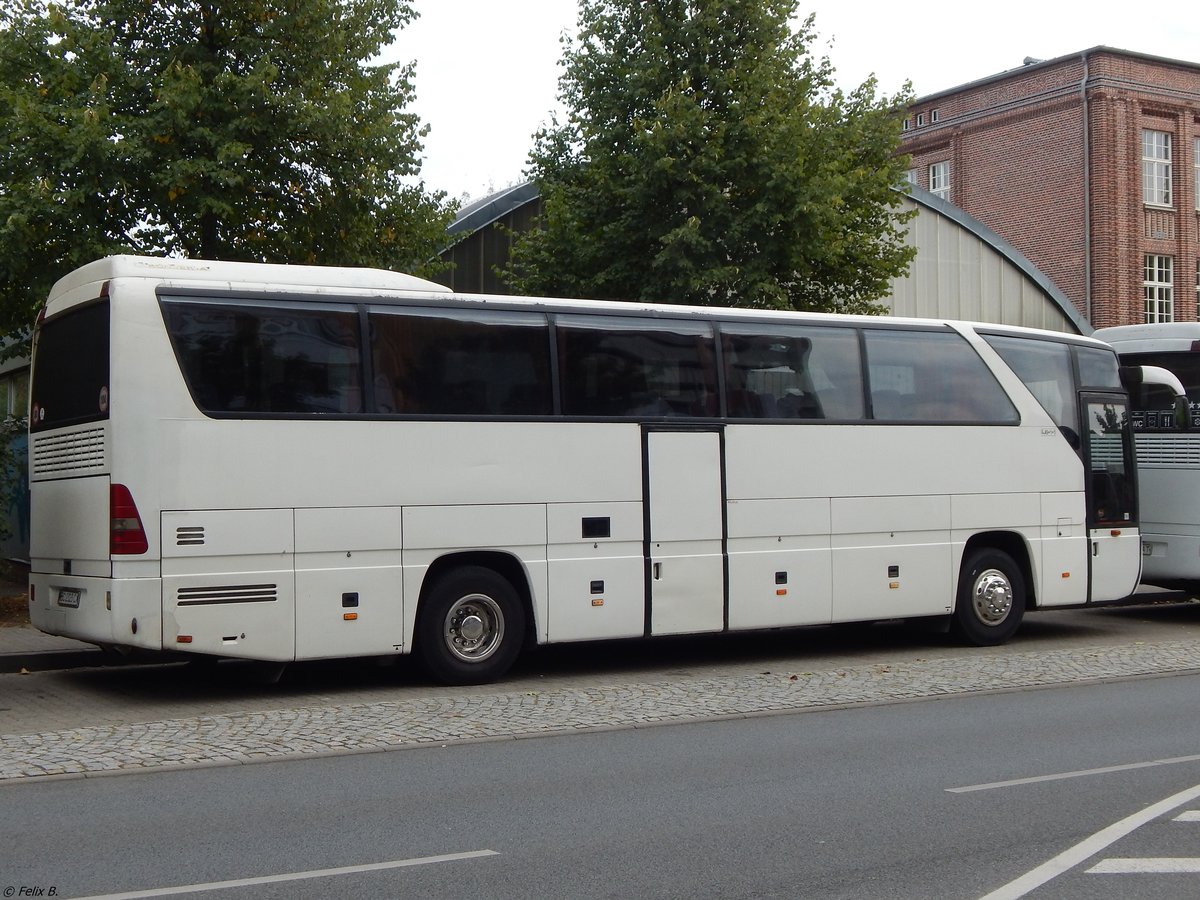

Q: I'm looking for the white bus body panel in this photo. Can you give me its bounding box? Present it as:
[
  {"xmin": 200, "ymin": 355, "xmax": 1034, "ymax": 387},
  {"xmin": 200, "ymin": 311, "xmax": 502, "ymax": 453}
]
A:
[
  {"xmin": 726, "ymin": 498, "xmax": 832, "ymax": 629},
  {"xmin": 162, "ymin": 508, "xmax": 295, "ymax": 661},
  {"xmin": 546, "ymin": 501, "xmax": 644, "ymax": 642},
  {"xmin": 30, "ymin": 475, "xmax": 110, "ymax": 576},
  {"xmin": 294, "ymin": 507, "xmax": 404, "ymax": 660},
  {"xmin": 831, "ymin": 495, "xmax": 953, "ymax": 620},
  {"xmin": 724, "ymin": 423, "xmax": 1087, "ymax": 614}
]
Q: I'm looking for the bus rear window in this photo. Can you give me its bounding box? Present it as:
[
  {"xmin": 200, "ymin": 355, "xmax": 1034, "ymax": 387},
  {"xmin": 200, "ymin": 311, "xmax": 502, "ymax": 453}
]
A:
[{"xmin": 30, "ymin": 300, "xmax": 110, "ymax": 432}]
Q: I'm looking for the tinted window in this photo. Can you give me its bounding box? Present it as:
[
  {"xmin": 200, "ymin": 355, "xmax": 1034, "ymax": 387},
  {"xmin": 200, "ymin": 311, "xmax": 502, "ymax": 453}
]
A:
[
  {"xmin": 162, "ymin": 299, "xmax": 363, "ymax": 414},
  {"xmin": 721, "ymin": 324, "xmax": 864, "ymax": 419},
  {"xmin": 984, "ymin": 334, "xmax": 1078, "ymax": 433},
  {"xmin": 1086, "ymin": 398, "xmax": 1134, "ymax": 525},
  {"xmin": 557, "ymin": 316, "xmax": 716, "ymax": 417},
  {"xmin": 1122, "ymin": 350, "xmax": 1200, "ymax": 430},
  {"xmin": 865, "ymin": 329, "xmax": 1017, "ymax": 423},
  {"xmin": 370, "ymin": 307, "xmax": 551, "ymax": 416},
  {"xmin": 1122, "ymin": 351, "xmax": 1200, "ymax": 399},
  {"xmin": 1075, "ymin": 346, "xmax": 1121, "ymax": 389},
  {"xmin": 30, "ymin": 300, "xmax": 110, "ymax": 432}
]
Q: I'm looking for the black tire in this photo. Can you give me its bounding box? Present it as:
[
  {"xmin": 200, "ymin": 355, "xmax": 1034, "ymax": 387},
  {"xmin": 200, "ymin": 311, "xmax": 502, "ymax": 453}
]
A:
[
  {"xmin": 951, "ymin": 548, "xmax": 1025, "ymax": 646},
  {"xmin": 415, "ymin": 566, "xmax": 526, "ymax": 685}
]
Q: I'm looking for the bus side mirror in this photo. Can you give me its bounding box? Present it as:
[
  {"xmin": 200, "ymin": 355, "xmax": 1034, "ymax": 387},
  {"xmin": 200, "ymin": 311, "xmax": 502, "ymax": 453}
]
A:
[{"xmin": 1136, "ymin": 365, "xmax": 1190, "ymax": 432}]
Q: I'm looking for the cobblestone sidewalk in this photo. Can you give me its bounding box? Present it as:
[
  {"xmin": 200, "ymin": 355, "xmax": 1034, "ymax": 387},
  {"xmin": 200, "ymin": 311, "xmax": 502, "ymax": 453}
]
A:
[{"xmin": 3, "ymin": 638, "xmax": 1199, "ymax": 783}]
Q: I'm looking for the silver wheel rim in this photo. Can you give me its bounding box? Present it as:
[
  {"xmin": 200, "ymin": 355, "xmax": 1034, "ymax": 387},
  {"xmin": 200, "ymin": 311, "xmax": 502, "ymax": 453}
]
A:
[
  {"xmin": 972, "ymin": 568, "xmax": 1013, "ymax": 626},
  {"xmin": 443, "ymin": 593, "xmax": 505, "ymax": 663}
]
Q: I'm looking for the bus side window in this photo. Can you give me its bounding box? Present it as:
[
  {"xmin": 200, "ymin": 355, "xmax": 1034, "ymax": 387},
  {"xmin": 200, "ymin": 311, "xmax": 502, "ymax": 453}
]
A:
[
  {"xmin": 369, "ymin": 307, "xmax": 552, "ymax": 417},
  {"xmin": 557, "ymin": 316, "xmax": 715, "ymax": 418},
  {"xmin": 721, "ymin": 325, "xmax": 863, "ymax": 421},
  {"xmin": 865, "ymin": 329, "xmax": 1017, "ymax": 424},
  {"xmin": 983, "ymin": 334, "xmax": 1078, "ymax": 434},
  {"xmin": 161, "ymin": 301, "xmax": 363, "ymax": 415}
]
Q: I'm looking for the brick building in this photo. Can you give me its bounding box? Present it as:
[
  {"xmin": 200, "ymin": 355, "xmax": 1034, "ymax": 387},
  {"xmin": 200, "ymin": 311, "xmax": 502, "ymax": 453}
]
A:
[{"xmin": 901, "ymin": 47, "xmax": 1200, "ymax": 329}]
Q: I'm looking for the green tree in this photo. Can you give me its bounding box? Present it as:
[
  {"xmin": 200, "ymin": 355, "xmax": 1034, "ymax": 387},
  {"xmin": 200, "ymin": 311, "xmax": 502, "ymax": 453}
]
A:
[
  {"xmin": 0, "ymin": 0, "xmax": 454, "ymax": 349},
  {"xmin": 509, "ymin": 0, "xmax": 914, "ymax": 314}
]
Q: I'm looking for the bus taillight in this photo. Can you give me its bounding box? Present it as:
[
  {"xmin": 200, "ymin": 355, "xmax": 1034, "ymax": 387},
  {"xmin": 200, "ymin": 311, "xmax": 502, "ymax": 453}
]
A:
[{"xmin": 110, "ymin": 484, "xmax": 148, "ymax": 555}]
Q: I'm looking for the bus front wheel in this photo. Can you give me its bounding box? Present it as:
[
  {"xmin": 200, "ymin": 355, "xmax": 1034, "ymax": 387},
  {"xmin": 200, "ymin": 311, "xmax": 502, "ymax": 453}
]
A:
[
  {"xmin": 951, "ymin": 549, "xmax": 1025, "ymax": 646},
  {"xmin": 416, "ymin": 566, "xmax": 526, "ymax": 685}
]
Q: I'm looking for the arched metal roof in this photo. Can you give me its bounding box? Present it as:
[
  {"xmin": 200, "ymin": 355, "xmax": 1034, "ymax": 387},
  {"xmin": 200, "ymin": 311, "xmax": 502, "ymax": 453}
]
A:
[{"xmin": 440, "ymin": 180, "xmax": 1088, "ymax": 334}]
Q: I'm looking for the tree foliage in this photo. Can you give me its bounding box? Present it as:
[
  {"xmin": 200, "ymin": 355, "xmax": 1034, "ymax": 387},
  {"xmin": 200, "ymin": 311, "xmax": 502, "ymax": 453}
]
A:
[
  {"xmin": 509, "ymin": 0, "xmax": 915, "ymax": 314},
  {"xmin": 0, "ymin": 0, "xmax": 454, "ymax": 348}
]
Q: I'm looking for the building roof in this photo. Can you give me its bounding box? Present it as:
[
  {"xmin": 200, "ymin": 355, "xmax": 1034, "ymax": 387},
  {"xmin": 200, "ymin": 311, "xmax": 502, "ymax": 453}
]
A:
[
  {"xmin": 911, "ymin": 45, "xmax": 1200, "ymax": 104},
  {"xmin": 447, "ymin": 181, "xmax": 541, "ymax": 237}
]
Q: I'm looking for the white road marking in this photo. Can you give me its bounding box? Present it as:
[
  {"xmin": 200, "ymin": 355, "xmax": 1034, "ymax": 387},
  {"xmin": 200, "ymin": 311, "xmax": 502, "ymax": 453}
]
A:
[
  {"xmin": 949, "ymin": 753, "xmax": 1200, "ymax": 793},
  {"xmin": 977, "ymin": 782, "xmax": 1200, "ymax": 900},
  {"xmin": 69, "ymin": 849, "xmax": 500, "ymax": 900},
  {"xmin": 1174, "ymin": 810, "xmax": 1200, "ymax": 821},
  {"xmin": 1089, "ymin": 857, "xmax": 1200, "ymax": 873}
]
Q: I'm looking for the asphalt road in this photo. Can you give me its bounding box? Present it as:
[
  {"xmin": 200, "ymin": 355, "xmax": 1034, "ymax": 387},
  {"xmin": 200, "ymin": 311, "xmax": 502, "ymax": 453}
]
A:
[{"xmin": 4, "ymin": 671, "xmax": 1200, "ymax": 899}]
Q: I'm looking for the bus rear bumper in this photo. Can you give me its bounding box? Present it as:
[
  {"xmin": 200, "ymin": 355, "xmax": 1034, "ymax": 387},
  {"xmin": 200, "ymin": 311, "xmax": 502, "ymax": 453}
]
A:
[{"xmin": 28, "ymin": 574, "xmax": 163, "ymax": 652}]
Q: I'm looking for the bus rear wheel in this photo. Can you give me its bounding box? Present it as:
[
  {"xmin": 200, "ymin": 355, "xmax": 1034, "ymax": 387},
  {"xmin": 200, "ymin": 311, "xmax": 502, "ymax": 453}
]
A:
[
  {"xmin": 416, "ymin": 566, "xmax": 526, "ymax": 685},
  {"xmin": 951, "ymin": 548, "xmax": 1025, "ymax": 646}
]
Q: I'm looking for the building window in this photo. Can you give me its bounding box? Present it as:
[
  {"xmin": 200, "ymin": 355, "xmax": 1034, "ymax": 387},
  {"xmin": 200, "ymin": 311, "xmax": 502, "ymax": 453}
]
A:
[
  {"xmin": 1142, "ymin": 129, "xmax": 1172, "ymax": 207},
  {"xmin": 902, "ymin": 118, "xmax": 910, "ymax": 132},
  {"xmin": 905, "ymin": 169, "xmax": 917, "ymax": 185},
  {"xmin": 931, "ymin": 109, "xmax": 940, "ymax": 123},
  {"xmin": 1144, "ymin": 255, "xmax": 1174, "ymax": 322},
  {"xmin": 0, "ymin": 369, "xmax": 28, "ymax": 423},
  {"xmin": 915, "ymin": 113, "xmax": 925, "ymax": 127},
  {"xmin": 929, "ymin": 161, "xmax": 950, "ymax": 200},
  {"xmin": 1194, "ymin": 138, "xmax": 1199, "ymax": 211}
]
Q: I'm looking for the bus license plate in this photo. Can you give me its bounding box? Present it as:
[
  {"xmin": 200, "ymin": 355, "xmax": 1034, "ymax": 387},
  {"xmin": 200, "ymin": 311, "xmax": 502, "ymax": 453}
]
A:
[{"xmin": 57, "ymin": 588, "xmax": 81, "ymax": 608}]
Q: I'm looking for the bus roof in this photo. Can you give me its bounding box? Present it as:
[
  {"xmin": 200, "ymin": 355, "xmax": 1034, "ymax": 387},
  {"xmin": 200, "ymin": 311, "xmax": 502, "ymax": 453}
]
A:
[
  {"xmin": 46, "ymin": 256, "xmax": 1111, "ymax": 346},
  {"xmin": 1094, "ymin": 322, "xmax": 1200, "ymax": 353},
  {"xmin": 47, "ymin": 255, "xmax": 453, "ymax": 302}
]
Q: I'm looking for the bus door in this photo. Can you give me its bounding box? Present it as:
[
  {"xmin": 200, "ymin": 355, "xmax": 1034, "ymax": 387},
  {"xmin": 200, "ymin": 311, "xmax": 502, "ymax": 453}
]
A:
[
  {"xmin": 643, "ymin": 428, "xmax": 726, "ymax": 635},
  {"xmin": 1081, "ymin": 394, "xmax": 1142, "ymax": 601}
]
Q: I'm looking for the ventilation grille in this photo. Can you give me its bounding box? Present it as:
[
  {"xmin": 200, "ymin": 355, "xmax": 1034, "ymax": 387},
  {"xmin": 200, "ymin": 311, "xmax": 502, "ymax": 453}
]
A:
[
  {"xmin": 1135, "ymin": 435, "xmax": 1200, "ymax": 468},
  {"xmin": 31, "ymin": 427, "xmax": 107, "ymax": 478},
  {"xmin": 175, "ymin": 526, "xmax": 206, "ymax": 547},
  {"xmin": 176, "ymin": 584, "xmax": 278, "ymax": 606}
]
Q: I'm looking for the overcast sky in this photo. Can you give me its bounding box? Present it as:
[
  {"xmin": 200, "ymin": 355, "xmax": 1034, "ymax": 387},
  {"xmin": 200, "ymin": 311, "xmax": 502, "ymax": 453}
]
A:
[{"xmin": 385, "ymin": 0, "xmax": 1200, "ymax": 205}]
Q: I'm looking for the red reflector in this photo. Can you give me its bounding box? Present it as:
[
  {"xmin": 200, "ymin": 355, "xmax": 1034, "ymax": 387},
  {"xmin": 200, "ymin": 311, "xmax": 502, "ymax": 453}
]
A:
[
  {"xmin": 110, "ymin": 483, "xmax": 149, "ymax": 555},
  {"xmin": 177, "ymin": 635, "xmax": 193, "ymax": 644}
]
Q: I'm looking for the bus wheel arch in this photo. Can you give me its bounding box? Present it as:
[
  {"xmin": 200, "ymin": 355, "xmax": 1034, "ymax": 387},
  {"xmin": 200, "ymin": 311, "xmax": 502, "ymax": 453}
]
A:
[
  {"xmin": 415, "ymin": 553, "xmax": 532, "ymax": 685},
  {"xmin": 951, "ymin": 534, "xmax": 1030, "ymax": 646}
]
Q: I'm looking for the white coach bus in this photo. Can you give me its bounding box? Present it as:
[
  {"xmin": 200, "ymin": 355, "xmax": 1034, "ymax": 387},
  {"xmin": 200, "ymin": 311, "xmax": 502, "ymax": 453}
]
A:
[
  {"xmin": 1094, "ymin": 323, "xmax": 1200, "ymax": 591},
  {"xmin": 26, "ymin": 257, "xmax": 1174, "ymax": 683}
]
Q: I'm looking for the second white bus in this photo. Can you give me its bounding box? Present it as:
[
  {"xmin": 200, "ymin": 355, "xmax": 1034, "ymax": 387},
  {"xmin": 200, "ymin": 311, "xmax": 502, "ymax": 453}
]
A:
[
  {"xmin": 1095, "ymin": 323, "xmax": 1200, "ymax": 591},
  {"xmin": 27, "ymin": 257, "xmax": 1174, "ymax": 683}
]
